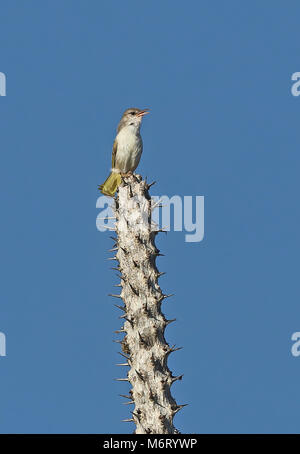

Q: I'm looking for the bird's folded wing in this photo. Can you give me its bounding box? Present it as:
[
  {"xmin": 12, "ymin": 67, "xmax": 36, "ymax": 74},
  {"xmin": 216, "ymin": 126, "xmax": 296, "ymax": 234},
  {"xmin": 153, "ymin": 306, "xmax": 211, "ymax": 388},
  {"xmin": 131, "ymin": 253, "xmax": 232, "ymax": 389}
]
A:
[{"xmin": 111, "ymin": 139, "xmax": 118, "ymax": 169}]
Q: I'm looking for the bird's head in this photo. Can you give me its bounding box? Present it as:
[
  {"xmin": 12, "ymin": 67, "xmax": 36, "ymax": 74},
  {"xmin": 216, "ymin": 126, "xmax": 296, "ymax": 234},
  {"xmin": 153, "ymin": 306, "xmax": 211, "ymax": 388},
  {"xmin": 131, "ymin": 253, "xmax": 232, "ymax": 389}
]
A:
[{"xmin": 117, "ymin": 107, "xmax": 150, "ymax": 133}]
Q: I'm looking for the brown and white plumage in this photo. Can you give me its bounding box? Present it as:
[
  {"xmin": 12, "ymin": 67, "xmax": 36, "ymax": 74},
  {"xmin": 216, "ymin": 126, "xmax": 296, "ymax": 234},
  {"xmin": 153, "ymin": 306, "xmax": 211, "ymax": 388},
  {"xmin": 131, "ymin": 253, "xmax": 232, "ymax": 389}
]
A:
[{"xmin": 99, "ymin": 108, "xmax": 149, "ymax": 196}]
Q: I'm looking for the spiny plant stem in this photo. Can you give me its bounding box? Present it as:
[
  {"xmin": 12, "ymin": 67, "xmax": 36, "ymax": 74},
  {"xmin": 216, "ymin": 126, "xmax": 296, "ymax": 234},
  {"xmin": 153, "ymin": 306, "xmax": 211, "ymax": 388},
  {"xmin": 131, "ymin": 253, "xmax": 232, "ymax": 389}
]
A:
[{"xmin": 110, "ymin": 174, "xmax": 184, "ymax": 434}]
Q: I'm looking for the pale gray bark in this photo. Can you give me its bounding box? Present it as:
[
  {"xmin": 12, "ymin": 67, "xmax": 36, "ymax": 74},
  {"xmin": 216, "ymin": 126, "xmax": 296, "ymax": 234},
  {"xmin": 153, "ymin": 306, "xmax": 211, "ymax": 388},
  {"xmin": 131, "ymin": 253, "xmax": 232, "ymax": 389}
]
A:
[{"xmin": 111, "ymin": 174, "xmax": 184, "ymax": 434}]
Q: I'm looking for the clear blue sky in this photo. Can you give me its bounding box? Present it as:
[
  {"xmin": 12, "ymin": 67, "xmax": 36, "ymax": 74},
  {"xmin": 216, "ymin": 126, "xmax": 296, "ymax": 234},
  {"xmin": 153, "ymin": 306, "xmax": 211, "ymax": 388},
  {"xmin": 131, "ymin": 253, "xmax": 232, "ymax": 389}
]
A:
[{"xmin": 0, "ymin": 0, "xmax": 299, "ymax": 434}]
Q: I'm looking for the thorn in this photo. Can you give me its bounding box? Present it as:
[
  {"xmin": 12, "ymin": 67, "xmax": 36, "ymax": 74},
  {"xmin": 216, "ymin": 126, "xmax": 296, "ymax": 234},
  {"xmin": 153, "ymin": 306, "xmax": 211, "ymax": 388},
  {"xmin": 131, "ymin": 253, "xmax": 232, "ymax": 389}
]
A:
[
  {"xmin": 114, "ymin": 328, "xmax": 125, "ymax": 334},
  {"xmin": 172, "ymin": 404, "xmax": 188, "ymax": 414},
  {"xmin": 151, "ymin": 198, "xmax": 163, "ymax": 210},
  {"xmin": 118, "ymin": 352, "xmax": 130, "ymax": 360},
  {"xmin": 171, "ymin": 374, "xmax": 184, "ymax": 383},
  {"xmin": 119, "ymin": 394, "xmax": 131, "ymax": 400},
  {"xmin": 115, "ymin": 378, "xmax": 129, "ymax": 382},
  {"xmin": 122, "ymin": 418, "xmax": 134, "ymax": 423},
  {"xmin": 158, "ymin": 294, "xmax": 174, "ymax": 304},
  {"xmin": 157, "ymin": 272, "xmax": 166, "ymax": 277},
  {"xmin": 111, "ymin": 267, "xmax": 120, "ymax": 271},
  {"xmin": 109, "ymin": 247, "xmax": 118, "ymax": 252},
  {"xmin": 107, "ymin": 257, "xmax": 118, "ymax": 261},
  {"xmin": 114, "ymin": 283, "xmax": 122, "ymax": 287},
  {"xmin": 147, "ymin": 181, "xmax": 156, "ymax": 189},
  {"xmin": 114, "ymin": 304, "xmax": 125, "ymax": 311},
  {"xmin": 131, "ymin": 411, "xmax": 140, "ymax": 421},
  {"xmin": 112, "ymin": 340, "xmax": 122, "ymax": 344},
  {"xmin": 98, "ymin": 225, "xmax": 116, "ymax": 231},
  {"xmin": 108, "ymin": 294, "xmax": 122, "ymax": 299},
  {"xmin": 110, "ymin": 236, "xmax": 117, "ymax": 242},
  {"xmin": 138, "ymin": 332, "xmax": 146, "ymax": 345},
  {"xmin": 116, "ymin": 363, "xmax": 129, "ymax": 367},
  {"xmin": 133, "ymin": 173, "xmax": 141, "ymax": 182},
  {"xmin": 129, "ymin": 283, "xmax": 139, "ymax": 296},
  {"xmin": 135, "ymin": 370, "xmax": 145, "ymax": 382},
  {"xmin": 122, "ymin": 401, "xmax": 134, "ymax": 405},
  {"xmin": 163, "ymin": 293, "xmax": 174, "ymax": 300},
  {"xmin": 169, "ymin": 345, "xmax": 183, "ymax": 353},
  {"xmin": 98, "ymin": 216, "xmax": 116, "ymax": 220},
  {"xmin": 165, "ymin": 318, "xmax": 176, "ymax": 325}
]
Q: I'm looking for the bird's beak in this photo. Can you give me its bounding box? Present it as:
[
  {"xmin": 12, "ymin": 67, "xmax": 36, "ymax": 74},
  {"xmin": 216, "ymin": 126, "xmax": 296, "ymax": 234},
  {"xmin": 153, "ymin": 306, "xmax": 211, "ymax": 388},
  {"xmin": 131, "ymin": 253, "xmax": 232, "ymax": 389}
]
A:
[{"xmin": 137, "ymin": 108, "xmax": 150, "ymax": 117}]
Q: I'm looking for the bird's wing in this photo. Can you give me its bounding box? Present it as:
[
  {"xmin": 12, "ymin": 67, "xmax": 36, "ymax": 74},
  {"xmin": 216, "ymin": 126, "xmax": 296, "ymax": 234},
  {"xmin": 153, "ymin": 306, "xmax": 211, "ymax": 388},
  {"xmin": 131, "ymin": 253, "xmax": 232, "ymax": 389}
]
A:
[{"xmin": 111, "ymin": 139, "xmax": 118, "ymax": 169}]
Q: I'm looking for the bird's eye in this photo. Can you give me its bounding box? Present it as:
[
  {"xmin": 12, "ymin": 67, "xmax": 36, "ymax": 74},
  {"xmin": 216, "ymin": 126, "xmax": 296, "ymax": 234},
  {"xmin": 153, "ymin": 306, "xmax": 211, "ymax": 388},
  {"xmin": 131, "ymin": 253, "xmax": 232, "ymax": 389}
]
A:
[{"xmin": 130, "ymin": 112, "xmax": 135, "ymax": 115}]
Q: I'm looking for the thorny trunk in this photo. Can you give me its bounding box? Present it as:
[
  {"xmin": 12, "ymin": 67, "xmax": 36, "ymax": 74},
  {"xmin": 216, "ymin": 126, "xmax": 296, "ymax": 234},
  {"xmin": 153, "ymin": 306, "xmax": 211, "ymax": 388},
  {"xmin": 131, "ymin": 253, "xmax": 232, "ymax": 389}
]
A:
[{"xmin": 110, "ymin": 174, "xmax": 184, "ymax": 434}]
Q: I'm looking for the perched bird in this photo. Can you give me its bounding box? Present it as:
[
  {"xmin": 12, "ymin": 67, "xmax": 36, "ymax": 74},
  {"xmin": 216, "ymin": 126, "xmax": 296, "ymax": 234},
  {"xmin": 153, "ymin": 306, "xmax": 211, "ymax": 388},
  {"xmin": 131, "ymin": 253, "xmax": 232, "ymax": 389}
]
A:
[{"xmin": 98, "ymin": 107, "xmax": 149, "ymax": 197}]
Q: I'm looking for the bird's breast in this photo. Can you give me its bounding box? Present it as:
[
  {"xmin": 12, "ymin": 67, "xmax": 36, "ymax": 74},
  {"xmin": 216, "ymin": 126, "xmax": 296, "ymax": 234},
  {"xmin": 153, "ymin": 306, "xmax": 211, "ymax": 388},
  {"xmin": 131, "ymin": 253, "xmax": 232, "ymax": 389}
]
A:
[{"xmin": 115, "ymin": 128, "xmax": 143, "ymax": 173}]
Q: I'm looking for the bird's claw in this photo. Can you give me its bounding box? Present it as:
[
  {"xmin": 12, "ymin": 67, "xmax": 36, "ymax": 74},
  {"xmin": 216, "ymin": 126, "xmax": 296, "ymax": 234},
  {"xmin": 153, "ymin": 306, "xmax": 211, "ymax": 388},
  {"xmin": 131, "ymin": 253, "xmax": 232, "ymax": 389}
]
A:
[{"xmin": 121, "ymin": 171, "xmax": 133, "ymax": 177}]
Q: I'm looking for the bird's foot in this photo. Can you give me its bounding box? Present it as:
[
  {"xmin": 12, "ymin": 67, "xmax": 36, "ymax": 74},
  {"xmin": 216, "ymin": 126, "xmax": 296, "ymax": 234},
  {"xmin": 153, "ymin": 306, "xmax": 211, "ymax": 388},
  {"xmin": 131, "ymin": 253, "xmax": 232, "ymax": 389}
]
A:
[{"xmin": 121, "ymin": 170, "xmax": 133, "ymax": 177}]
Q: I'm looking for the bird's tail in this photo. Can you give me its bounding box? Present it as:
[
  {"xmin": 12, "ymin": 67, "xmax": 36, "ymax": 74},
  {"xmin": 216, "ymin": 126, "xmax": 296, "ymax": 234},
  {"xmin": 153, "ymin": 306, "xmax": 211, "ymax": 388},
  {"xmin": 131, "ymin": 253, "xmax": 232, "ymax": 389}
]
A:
[{"xmin": 98, "ymin": 172, "xmax": 122, "ymax": 197}]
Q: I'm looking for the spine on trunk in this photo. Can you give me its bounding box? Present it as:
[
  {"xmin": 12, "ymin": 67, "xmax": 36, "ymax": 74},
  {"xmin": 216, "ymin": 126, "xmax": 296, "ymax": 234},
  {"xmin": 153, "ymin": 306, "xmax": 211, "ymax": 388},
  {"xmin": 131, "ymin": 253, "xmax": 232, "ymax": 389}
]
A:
[{"xmin": 111, "ymin": 175, "xmax": 184, "ymax": 434}]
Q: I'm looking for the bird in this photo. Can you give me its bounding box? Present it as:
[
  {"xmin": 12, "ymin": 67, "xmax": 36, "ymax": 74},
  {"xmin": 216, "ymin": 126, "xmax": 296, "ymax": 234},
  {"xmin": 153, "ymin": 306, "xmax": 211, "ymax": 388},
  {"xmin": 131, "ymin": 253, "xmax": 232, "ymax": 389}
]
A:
[{"xmin": 98, "ymin": 107, "xmax": 149, "ymax": 197}]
